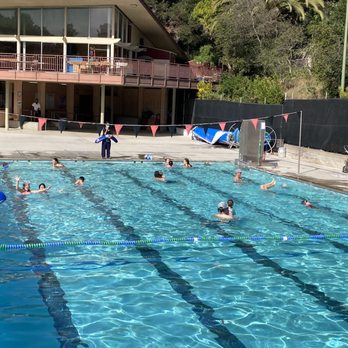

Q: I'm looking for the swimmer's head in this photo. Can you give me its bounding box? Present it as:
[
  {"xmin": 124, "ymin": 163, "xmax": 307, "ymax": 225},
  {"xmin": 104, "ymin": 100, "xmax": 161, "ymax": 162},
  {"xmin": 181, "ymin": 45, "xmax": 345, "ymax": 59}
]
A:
[
  {"xmin": 227, "ymin": 199, "xmax": 234, "ymax": 207},
  {"xmin": 39, "ymin": 183, "xmax": 46, "ymax": 189},
  {"xmin": 217, "ymin": 201, "xmax": 227, "ymax": 212},
  {"xmin": 154, "ymin": 170, "xmax": 164, "ymax": 178}
]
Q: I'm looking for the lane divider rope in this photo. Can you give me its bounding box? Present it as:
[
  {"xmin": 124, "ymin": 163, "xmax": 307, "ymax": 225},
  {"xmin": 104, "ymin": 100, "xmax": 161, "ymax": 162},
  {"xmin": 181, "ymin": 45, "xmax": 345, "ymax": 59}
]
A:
[{"xmin": 1, "ymin": 234, "xmax": 347, "ymax": 251}]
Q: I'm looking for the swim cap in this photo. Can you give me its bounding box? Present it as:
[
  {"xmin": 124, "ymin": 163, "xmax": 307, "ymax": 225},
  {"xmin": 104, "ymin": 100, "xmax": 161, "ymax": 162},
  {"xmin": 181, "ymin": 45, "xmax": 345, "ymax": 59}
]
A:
[
  {"xmin": 0, "ymin": 192, "xmax": 6, "ymax": 203},
  {"xmin": 218, "ymin": 202, "xmax": 227, "ymax": 209}
]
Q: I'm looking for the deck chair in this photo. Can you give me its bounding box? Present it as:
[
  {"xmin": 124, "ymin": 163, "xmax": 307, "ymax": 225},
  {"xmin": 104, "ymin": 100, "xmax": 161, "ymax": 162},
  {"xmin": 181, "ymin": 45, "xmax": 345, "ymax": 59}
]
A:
[{"xmin": 228, "ymin": 128, "xmax": 240, "ymax": 148}]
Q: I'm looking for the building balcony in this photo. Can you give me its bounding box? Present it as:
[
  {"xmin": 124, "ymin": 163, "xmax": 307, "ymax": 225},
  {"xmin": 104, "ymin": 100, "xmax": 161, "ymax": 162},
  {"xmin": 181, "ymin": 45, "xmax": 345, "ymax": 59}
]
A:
[{"xmin": 0, "ymin": 53, "xmax": 221, "ymax": 89}]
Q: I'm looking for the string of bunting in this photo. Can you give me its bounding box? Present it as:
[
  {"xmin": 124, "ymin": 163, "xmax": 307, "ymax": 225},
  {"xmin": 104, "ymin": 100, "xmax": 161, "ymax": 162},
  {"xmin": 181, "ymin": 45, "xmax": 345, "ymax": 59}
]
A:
[
  {"xmin": 19, "ymin": 111, "xmax": 298, "ymax": 137},
  {"xmin": 1, "ymin": 233, "xmax": 347, "ymax": 252}
]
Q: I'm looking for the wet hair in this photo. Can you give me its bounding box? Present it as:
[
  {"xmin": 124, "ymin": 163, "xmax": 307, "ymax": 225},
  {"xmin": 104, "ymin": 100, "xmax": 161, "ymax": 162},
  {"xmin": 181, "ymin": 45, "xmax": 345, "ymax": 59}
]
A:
[
  {"xmin": 79, "ymin": 176, "xmax": 85, "ymax": 182},
  {"xmin": 39, "ymin": 183, "xmax": 46, "ymax": 189},
  {"xmin": 53, "ymin": 157, "xmax": 60, "ymax": 163},
  {"xmin": 227, "ymin": 199, "xmax": 234, "ymax": 207},
  {"xmin": 184, "ymin": 158, "xmax": 190, "ymax": 163},
  {"xmin": 218, "ymin": 207, "xmax": 225, "ymax": 213},
  {"xmin": 168, "ymin": 160, "xmax": 173, "ymax": 166},
  {"xmin": 154, "ymin": 170, "xmax": 163, "ymax": 178}
]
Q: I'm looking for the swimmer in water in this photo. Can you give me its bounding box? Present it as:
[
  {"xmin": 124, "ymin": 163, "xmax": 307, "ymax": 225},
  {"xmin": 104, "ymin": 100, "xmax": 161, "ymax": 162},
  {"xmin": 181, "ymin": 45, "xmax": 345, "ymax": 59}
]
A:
[
  {"xmin": 183, "ymin": 158, "xmax": 192, "ymax": 168},
  {"xmin": 15, "ymin": 176, "xmax": 50, "ymax": 194},
  {"xmin": 154, "ymin": 170, "xmax": 166, "ymax": 182},
  {"xmin": 75, "ymin": 176, "xmax": 85, "ymax": 186},
  {"xmin": 38, "ymin": 183, "xmax": 51, "ymax": 193},
  {"xmin": 234, "ymin": 169, "xmax": 242, "ymax": 182},
  {"xmin": 260, "ymin": 178, "xmax": 276, "ymax": 190},
  {"xmin": 302, "ymin": 199, "xmax": 314, "ymax": 208},
  {"xmin": 52, "ymin": 158, "xmax": 65, "ymax": 168},
  {"xmin": 214, "ymin": 202, "xmax": 233, "ymax": 221}
]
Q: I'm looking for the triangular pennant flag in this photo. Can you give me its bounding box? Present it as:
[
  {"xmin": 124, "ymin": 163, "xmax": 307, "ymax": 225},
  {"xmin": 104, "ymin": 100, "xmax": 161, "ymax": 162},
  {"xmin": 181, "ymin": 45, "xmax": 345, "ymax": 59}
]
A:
[
  {"xmin": 251, "ymin": 118, "xmax": 258, "ymax": 130},
  {"xmin": 167, "ymin": 126, "xmax": 176, "ymax": 137},
  {"xmin": 185, "ymin": 124, "xmax": 193, "ymax": 135},
  {"xmin": 283, "ymin": 113, "xmax": 289, "ymax": 122},
  {"xmin": 150, "ymin": 125, "xmax": 159, "ymax": 137},
  {"xmin": 133, "ymin": 125, "xmax": 141, "ymax": 138},
  {"xmin": 79, "ymin": 122, "xmax": 84, "ymax": 129},
  {"xmin": 219, "ymin": 122, "xmax": 226, "ymax": 131},
  {"xmin": 38, "ymin": 117, "xmax": 47, "ymax": 130},
  {"xmin": 114, "ymin": 124, "xmax": 123, "ymax": 136}
]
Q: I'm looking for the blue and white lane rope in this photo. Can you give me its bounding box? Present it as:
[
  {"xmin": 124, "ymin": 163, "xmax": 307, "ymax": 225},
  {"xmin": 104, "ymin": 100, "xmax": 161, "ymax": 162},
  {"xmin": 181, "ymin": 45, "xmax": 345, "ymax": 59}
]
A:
[{"xmin": 0, "ymin": 234, "xmax": 347, "ymax": 251}]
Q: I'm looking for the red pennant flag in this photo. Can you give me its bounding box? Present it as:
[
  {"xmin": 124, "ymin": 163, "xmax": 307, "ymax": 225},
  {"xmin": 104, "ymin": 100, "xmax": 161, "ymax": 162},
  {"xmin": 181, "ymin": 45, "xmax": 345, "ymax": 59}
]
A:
[
  {"xmin": 251, "ymin": 118, "xmax": 258, "ymax": 129},
  {"xmin": 79, "ymin": 122, "xmax": 84, "ymax": 129},
  {"xmin": 114, "ymin": 124, "xmax": 123, "ymax": 136},
  {"xmin": 38, "ymin": 117, "xmax": 47, "ymax": 130},
  {"xmin": 283, "ymin": 113, "xmax": 289, "ymax": 122},
  {"xmin": 150, "ymin": 125, "xmax": 159, "ymax": 137},
  {"xmin": 185, "ymin": 124, "xmax": 193, "ymax": 135},
  {"xmin": 219, "ymin": 122, "xmax": 226, "ymax": 131}
]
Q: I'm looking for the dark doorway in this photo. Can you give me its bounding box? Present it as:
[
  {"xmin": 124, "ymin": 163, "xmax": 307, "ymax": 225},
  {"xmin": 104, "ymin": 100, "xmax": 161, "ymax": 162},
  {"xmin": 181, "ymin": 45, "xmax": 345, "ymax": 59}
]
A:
[{"xmin": 77, "ymin": 94, "xmax": 93, "ymax": 121}]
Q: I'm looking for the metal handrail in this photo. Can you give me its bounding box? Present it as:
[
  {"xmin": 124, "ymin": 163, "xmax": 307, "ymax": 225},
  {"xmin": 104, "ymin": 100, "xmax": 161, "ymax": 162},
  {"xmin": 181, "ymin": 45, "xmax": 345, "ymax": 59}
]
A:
[{"xmin": 0, "ymin": 53, "xmax": 221, "ymax": 82}]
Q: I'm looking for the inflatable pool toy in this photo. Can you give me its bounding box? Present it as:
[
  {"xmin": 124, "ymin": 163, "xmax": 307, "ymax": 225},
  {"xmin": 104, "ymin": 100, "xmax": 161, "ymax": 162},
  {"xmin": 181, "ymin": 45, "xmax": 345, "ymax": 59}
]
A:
[
  {"xmin": 0, "ymin": 192, "xmax": 6, "ymax": 203},
  {"xmin": 95, "ymin": 135, "xmax": 118, "ymax": 143}
]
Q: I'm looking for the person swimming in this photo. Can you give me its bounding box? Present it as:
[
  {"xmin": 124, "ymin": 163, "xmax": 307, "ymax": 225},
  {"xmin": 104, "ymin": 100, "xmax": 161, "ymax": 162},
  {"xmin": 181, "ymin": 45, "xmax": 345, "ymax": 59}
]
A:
[
  {"xmin": 52, "ymin": 158, "xmax": 64, "ymax": 168},
  {"xmin": 75, "ymin": 176, "xmax": 85, "ymax": 186},
  {"xmin": 214, "ymin": 202, "xmax": 233, "ymax": 221},
  {"xmin": 234, "ymin": 169, "xmax": 242, "ymax": 182},
  {"xmin": 15, "ymin": 176, "xmax": 50, "ymax": 194},
  {"xmin": 154, "ymin": 170, "xmax": 166, "ymax": 181},
  {"xmin": 183, "ymin": 158, "xmax": 192, "ymax": 168},
  {"xmin": 226, "ymin": 199, "xmax": 236, "ymax": 218},
  {"xmin": 302, "ymin": 199, "xmax": 314, "ymax": 208},
  {"xmin": 38, "ymin": 183, "xmax": 51, "ymax": 193},
  {"xmin": 260, "ymin": 178, "xmax": 276, "ymax": 190}
]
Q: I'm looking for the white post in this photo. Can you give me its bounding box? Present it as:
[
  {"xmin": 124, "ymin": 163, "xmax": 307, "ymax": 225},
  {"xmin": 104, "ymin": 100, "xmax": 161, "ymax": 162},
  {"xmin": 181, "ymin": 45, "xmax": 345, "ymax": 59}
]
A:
[
  {"xmin": 100, "ymin": 85, "xmax": 105, "ymax": 124},
  {"xmin": 297, "ymin": 110, "xmax": 303, "ymax": 175},
  {"xmin": 5, "ymin": 81, "xmax": 10, "ymax": 131},
  {"xmin": 171, "ymin": 88, "xmax": 176, "ymax": 125}
]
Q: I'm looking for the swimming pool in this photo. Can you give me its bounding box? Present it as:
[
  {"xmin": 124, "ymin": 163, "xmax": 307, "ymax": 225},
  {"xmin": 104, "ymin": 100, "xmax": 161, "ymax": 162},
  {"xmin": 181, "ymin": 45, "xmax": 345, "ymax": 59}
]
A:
[{"xmin": 0, "ymin": 161, "xmax": 347, "ymax": 348}]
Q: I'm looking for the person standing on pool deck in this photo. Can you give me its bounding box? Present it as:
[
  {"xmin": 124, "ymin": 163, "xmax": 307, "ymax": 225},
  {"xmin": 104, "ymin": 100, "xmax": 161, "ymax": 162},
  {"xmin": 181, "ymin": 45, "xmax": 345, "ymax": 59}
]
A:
[
  {"xmin": 32, "ymin": 98, "xmax": 41, "ymax": 117},
  {"xmin": 100, "ymin": 123, "xmax": 113, "ymax": 159}
]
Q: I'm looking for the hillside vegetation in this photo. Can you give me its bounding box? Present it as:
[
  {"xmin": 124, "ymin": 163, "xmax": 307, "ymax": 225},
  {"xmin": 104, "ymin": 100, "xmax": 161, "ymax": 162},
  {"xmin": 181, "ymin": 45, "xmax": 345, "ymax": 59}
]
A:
[{"xmin": 145, "ymin": 0, "xmax": 346, "ymax": 103}]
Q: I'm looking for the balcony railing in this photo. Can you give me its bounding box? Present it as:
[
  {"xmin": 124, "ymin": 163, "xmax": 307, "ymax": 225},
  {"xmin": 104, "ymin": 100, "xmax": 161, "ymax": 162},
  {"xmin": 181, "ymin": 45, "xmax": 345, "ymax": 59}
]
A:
[{"xmin": 0, "ymin": 53, "xmax": 221, "ymax": 87}]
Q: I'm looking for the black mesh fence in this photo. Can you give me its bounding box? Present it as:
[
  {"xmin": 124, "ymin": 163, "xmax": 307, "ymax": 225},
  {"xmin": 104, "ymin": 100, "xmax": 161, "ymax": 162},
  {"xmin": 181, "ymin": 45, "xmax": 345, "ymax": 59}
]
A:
[{"xmin": 192, "ymin": 99, "xmax": 348, "ymax": 154}]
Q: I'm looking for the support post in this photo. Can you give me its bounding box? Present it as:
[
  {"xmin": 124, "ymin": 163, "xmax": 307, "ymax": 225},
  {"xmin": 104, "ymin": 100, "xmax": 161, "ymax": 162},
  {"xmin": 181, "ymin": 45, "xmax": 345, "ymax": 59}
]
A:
[
  {"xmin": 5, "ymin": 81, "xmax": 10, "ymax": 131},
  {"xmin": 100, "ymin": 85, "xmax": 105, "ymax": 124},
  {"xmin": 171, "ymin": 88, "xmax": 176, "ymax": 125},
  {"xmin": 297, "ymin": 110, "xmax": 303, "ymax": 175}
]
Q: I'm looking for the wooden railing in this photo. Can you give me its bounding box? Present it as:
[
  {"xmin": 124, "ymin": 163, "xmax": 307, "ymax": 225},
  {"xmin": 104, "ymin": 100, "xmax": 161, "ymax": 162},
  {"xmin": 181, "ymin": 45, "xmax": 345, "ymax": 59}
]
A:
[{"xmin": 0, "ymin": 53, "xmax": 221, "ymax": 84}]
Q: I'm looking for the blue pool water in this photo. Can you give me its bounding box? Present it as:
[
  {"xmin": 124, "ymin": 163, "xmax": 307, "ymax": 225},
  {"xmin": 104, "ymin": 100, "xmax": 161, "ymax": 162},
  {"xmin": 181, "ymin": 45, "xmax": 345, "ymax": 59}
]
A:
[{"xmin": 0, "ymin": 161, "xmax": 347, "ymax": 348}]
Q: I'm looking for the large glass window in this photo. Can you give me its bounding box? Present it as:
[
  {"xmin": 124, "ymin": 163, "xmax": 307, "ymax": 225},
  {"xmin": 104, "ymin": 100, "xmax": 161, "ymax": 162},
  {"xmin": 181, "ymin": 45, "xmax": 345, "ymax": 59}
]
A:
[
  {"xmin": 0, "ymin": 9, "xmax": 17, "ymax": 35},
  {"xmin": 21, "ymin": 9, "xmax": 41, "ymax": 35},
  {"xmin": 67, "ymin": 8, "xmax": 89, "ymax": 37},
  {"xmin": 42, "ymin": 8, "xmax": 64, "ymax": 36},
  {"xmin": 90, "ymin": 8, "xmax": 112, "ymax": 38}
]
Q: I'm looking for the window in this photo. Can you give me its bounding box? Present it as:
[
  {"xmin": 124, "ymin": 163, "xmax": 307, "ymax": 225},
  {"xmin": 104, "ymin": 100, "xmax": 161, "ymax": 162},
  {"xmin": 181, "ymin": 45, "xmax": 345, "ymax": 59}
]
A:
[
  {"xmin": 21, "ymin": 9, "xmax": 41, "ymax": 35},
  {"xmin": 67, "ymin": 8, "xmax": 89, "ymax": 37},
  {"xmin": 42, "ymin": 9, "xmax": 64, "ymax": 36},
  {"xmin": 90, "ymin": 8, "xmax": 112, "ymax": 38},
  {"xmin": 0, "ymin": 9, "xmax": 17, "ymax": 35}
]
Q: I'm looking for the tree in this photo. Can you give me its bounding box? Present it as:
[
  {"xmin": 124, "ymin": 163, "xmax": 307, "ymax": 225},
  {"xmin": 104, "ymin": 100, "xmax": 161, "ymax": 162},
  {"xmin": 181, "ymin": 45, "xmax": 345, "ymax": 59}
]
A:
[
  {"xmin": 309, "ymin": 0, "xmax": 346, "ymax": 96},
  {"xmin": 265, "ymin": 0, "xmax": 325, "ymax": 20}
]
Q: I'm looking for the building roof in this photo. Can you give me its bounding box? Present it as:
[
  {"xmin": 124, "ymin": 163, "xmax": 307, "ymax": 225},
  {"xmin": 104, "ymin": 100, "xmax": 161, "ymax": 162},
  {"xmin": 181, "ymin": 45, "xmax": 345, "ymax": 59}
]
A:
[{"xmin": 0, "ymin": 0, "xmax": 186, "ymax": 59}]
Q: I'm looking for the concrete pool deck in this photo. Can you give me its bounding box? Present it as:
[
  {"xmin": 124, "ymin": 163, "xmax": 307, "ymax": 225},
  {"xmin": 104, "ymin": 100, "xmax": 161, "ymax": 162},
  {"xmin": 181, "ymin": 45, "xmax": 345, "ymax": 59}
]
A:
[{"xmin": 0, "ymin": 128, "xmax": 347, "ymax": 194}]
